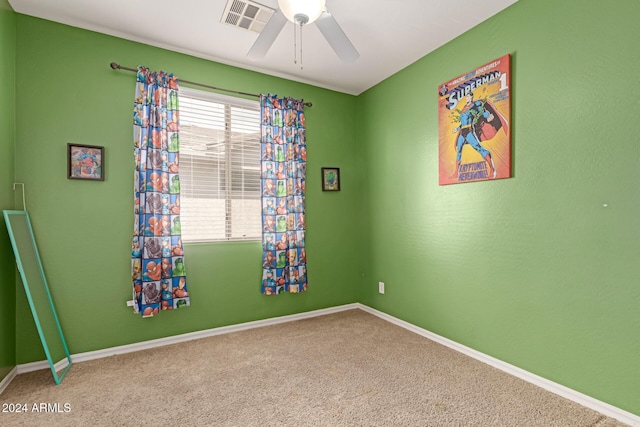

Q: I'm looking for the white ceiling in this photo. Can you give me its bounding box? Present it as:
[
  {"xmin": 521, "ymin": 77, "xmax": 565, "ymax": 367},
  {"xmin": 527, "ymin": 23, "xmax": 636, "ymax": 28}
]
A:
[{"xmin": 8, "ymin": 0, "xmax": 519, "ymax": 95}]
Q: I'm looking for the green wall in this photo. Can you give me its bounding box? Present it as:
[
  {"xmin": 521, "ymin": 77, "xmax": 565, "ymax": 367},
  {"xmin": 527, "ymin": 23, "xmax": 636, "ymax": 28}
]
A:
[
  {"xmin": 356, "ymin": 0, "xmax": 640, "ymax": 416},
  {"xmin": 13, "ymin": 15, "xmax": 358, "ymax": 363},
  {"xmin": 0, "ymin": 0, "xmax": 16, "ymax": 383}
]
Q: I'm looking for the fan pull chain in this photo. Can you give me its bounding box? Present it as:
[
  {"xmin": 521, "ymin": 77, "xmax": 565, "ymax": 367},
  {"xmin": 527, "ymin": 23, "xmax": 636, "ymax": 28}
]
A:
[
  {"xmin": 293, "ymin": 22, "xmax": 297, "ymax": 65},
  {"xmin": 292, "ymin": 21, "xmax": 304, "ymax": 70},
  {"xmin": 299, "ymin": 22, "xmax": 304, "ymax": 70}
]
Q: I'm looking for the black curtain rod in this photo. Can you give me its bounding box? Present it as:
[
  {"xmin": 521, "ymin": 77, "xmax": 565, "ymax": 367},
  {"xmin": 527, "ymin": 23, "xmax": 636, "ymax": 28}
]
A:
[{"xmin": 110, "ymin": 62, "xmax": 312, "ymax": 108}]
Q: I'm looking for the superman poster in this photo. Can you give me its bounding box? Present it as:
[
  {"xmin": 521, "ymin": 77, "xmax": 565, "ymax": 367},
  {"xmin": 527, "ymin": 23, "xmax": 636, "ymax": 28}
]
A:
[{"xmin": 438, "ymin": 54, "xmax": 511, "ymax": 185}]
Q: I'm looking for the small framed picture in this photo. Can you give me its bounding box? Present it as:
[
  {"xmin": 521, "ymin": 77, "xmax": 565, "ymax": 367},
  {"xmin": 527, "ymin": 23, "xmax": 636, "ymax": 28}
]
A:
[
  {"xmin": 67, "ymin": 144, "xmax": 104, "ymax": 181},
  {"xmin": 321, "ymin": 167, "xmax": 340, "ymax": 191}
]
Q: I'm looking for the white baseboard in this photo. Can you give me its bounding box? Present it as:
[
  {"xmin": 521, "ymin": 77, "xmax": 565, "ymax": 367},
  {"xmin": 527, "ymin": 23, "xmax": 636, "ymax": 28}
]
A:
[
  {"xmin": 16, "ymin": 359, "xmax": 50, "ymax": 374},
  {"xmin": 15, "ymin": 357, "xmax": 67, "ymax": 374},
  {"xmin": 16, "ymin": 303, "xmax": 360, "ymax": 373},
  {"xmin": 0, "ymin": 367, "xmax": 17, "ymax": 395},
  {"xmin": 7, "ymin": 301, "xmax": 640, "ymax": 426},
  {"xmin": 356, "ymin": 303, "xmax": 640, "ymax": 427},
  {"xmin": 54, "ymin": 357, "xmax": 70, "ymax": 372}
]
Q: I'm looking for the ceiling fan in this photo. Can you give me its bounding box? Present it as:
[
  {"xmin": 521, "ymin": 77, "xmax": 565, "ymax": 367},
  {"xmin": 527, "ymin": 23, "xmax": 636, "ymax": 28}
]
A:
[{"xmin": 247, "ymin": 0, "xmax": 359, "ymax": 63}]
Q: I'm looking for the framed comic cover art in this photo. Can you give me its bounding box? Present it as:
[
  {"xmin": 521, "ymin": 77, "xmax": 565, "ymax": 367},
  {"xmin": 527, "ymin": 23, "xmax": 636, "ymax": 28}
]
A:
[
  {"xmin": 67, "ymin": 143, "xmax": 104, "ymax": 181},
  {"xmin": 438, "ymin": 54, "xmax": 511, "ymax": 185},
  {"xmin": 321, "ymin": 167, "xmax": 340, "ymax": 191}
]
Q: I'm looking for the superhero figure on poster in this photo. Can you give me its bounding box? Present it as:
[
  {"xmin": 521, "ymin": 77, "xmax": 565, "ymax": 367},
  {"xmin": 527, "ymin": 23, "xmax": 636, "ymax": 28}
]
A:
[{"xmin": 451, "ymin": 91, "xmax": 508, "ymax": 179}]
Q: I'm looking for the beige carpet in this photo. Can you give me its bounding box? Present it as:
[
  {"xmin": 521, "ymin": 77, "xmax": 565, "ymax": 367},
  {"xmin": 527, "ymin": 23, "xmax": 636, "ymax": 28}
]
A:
[{"xmin": 0, "ymin": 309, "xmax": 628, "ymax": 426}]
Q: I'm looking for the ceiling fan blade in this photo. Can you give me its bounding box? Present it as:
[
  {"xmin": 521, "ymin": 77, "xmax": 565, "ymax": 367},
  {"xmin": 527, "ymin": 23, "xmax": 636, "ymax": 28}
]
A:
[
  {"xmin": 315, "ymin": 11, "xmax": 360, "ymax": 63},
  {"xmin": 247, "ymin": 9, "xmax": 287, "ymax": 60}
]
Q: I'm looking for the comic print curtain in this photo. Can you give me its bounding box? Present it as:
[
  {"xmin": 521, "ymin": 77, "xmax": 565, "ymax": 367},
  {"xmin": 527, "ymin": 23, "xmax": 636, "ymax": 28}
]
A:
[
  {"xmin": 131, "ymin": 66, "xmax": 190, "ymax": 317},
  {"xmin": 260, "ymin": 94, "xmax": 308, "ymax": 295}
]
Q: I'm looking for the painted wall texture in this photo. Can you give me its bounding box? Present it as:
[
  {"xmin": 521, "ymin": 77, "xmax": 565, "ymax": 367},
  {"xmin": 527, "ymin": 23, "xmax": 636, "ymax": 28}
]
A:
[
  {"xmin": 356, "ymin": 0, "xmax": 640, "ymax": 416},
  {"xmin": 0, "ymin": 0, "xmax": 17, "ymax": 383},
  {"xmin": 12, "ymin": 15, "xmax": 359, "ymax": 363}
]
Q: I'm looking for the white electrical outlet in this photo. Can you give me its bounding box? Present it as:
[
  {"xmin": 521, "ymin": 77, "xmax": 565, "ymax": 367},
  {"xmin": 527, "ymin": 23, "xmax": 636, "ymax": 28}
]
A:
[{"xmin": 378, "ymin": 281, "xmax": 385, "ymax": 294}]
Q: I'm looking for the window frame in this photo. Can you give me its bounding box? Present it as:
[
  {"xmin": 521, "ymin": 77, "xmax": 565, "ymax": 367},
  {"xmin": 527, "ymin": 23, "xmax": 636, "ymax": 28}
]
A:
[{"xmin": 178, "ymin": 87, "xmax": 262, "ymax": 243}]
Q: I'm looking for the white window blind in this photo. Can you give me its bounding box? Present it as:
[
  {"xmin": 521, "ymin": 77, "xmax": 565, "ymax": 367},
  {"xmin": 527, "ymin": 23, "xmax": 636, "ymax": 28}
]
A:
[{"xmin": 178, "ymin": 87, "xmax": 261, "ymax": 242}]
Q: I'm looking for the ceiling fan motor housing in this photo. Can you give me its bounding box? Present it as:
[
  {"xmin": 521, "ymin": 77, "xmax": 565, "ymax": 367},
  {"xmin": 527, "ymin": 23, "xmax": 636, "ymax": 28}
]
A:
[
  {"xmin": 278, "ymin": 0, "xmax": 325, "ymax": 25},
  {"xmin": 248, "ymin": 0, "xmax": 359, "ymax": 63}
]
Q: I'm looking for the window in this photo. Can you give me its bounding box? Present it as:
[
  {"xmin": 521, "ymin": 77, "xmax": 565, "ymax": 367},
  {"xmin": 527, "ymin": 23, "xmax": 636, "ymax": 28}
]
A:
[{"xmin": 178, "ymin": 88, "xmax": 261, "ymax": 242}]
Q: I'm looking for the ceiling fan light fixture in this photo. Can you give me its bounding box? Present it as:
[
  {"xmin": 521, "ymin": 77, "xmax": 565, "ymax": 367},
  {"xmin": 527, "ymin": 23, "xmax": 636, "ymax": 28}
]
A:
[{"xmin": 277, "ymin": 0, "xmax": 326, "ymax": 25}]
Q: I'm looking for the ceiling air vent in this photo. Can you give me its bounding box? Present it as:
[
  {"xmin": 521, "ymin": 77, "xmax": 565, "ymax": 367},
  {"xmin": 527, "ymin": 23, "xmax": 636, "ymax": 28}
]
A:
[{"xmin": 221, "ymin": 0, "xmax": 275, "ymax": 34}]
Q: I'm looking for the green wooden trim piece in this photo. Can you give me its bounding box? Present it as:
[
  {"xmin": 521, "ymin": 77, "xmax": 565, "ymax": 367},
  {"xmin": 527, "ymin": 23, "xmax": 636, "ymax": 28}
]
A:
[{"xmin": 3, "ymin": 210, "xmax": 72, "ymax": 384}]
